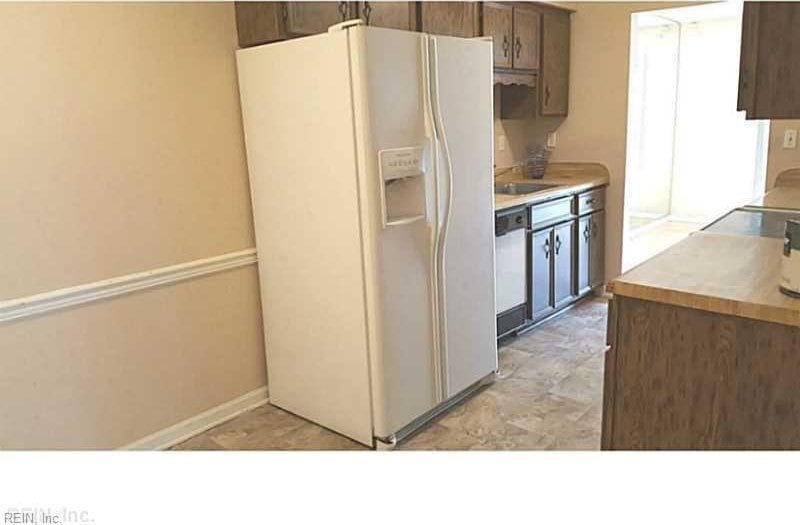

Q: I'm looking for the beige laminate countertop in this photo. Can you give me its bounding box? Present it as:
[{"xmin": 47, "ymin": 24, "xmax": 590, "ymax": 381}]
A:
[
  {"xmin": 748, "ymin": 186, "xmax": 800, "ymax": 210},
  {"xmin": 609, "ymin": 182, "xmax": 800, "ymax": 326},
  {"xmin": 609, "ymin": 231, "xmax": 800, "ymax": 327},
  {"xmin": 494, "ymin": 162, "xmax": 610, "ymax": 211}
]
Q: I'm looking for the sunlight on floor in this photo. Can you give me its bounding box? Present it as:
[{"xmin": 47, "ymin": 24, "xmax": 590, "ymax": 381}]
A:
[{"xmin": 623, "ymin": 218, "xmax": 705, "ymax": 270}]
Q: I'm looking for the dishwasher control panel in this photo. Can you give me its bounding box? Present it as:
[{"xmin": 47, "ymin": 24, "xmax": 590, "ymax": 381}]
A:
[{"xmin": 495, "ymin": 208, "xmax": 527, "ymax": 236}]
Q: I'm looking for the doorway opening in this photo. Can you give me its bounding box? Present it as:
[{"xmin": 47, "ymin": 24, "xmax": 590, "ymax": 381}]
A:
[{"xmin": 622, "ymin": 2, "xmax": 769, "ymax": 271}]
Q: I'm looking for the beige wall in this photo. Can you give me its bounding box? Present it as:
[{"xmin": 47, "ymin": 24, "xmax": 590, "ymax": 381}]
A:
[
  {"xmin": 767, "ymin": 120, "xmax": 800, "ymax": 188},
  {"xmin": 549, "ymin": 2, "xmax": 710, "ymax": 283},
  {"xmin": 493, "ymin": 88, "xmax": 564, "ymax": 169},
  {"xmin": 0, "ymin": 3, "xmax": 266, "ymax": 448},
  {"xmin": 0, "ymin": 3, "xmax": 255, "ymax": 298},
  {"xmin": 0, "ymin": 268, "xmax": 265, "ymax": 449}
]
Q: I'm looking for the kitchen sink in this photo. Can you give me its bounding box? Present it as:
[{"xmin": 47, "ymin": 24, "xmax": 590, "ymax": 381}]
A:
[{"xmin": 494, "ymin": 182, "xmax": 561, "ymax": 195}]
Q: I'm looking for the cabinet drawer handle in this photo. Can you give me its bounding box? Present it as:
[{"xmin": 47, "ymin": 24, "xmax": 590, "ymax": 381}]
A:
[
  {"xmin": 585, "ymin": 198, "xmax": 595, "ymax": 205},
  {"xmin": 515, "ymin": 36, "xmax": 522, "ymax": 58},
  {"xmin": 544, "ymin": 238, "xmax": 550, "ymax": 259},
  {"xmin": 555, "ymin": 235, "xmax": 562, "ymax": 255},
  {"xmin": 502, "ymin": 35, "xmax": 509, "ymax": 57},
  {"xmin": 363, "ymin": 1, "xmax": 372, "ymax": 23}
]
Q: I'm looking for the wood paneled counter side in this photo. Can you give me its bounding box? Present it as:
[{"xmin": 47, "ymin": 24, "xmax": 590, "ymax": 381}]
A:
[{"xmin": 603, "ymin": 231, "xmax": 800, "ymax": 449}]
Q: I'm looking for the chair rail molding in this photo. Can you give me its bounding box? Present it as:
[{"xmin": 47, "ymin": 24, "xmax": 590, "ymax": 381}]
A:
[{"xmin": 0, "ymin": 248, "xmax": 258, "ymax": 323}]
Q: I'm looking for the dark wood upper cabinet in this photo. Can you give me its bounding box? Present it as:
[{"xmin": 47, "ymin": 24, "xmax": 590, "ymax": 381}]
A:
[
  {"xmin": 483, "ymin": 3, "xmax": 513, "ymax": 68},
  {"xmin": 358, "ymin": 2, "xmax": 416, "ymax": 31},
  {"xmin": 738, "ymin": 1, "xmax": 800, "ymax": 119},
  {"xmin": 284, "ymin": 1, "xmax": 352, "ymax": 35},
  {"xmin": 482, "ymin": 3, "xmax": 540, "ymax": 71},
  {"xmin": 512, "ymin": 7, "xmax": 540, "ymax": 70},
  {"xmin": 235, "ymin": 2, "xmax": 355, "ymax": 48},
  {"xmin": 540, "ymin": 9, "xmax": 570, "ymax": 116},
  {"xmin": 419, "ymin": 2, "xmax": 479, "ymax": 38}
]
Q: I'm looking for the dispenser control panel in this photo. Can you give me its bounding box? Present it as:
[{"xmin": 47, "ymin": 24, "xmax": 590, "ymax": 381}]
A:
[{"xmin": 379, "ymin": 146, "xmax": 424, "ymax": 181}]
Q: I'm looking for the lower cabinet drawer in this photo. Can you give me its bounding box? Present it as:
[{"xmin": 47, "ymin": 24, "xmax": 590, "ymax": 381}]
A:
[
  {"xmin": 576, "ymin": 188, "xmax": 605, "ymax": 215},
  {"xmin": 530, "ymin": 196, "xmax": 572, "ymax": 228}
]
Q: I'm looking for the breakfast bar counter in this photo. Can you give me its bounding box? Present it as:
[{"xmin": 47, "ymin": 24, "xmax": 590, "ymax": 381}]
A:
[
  {"xmin": 603, "ymin": 210, "xmax": 800, "ymax": 450},
  {"xmin": 608, "ymin": 232, "xmax": 800, "ymax": 327}
]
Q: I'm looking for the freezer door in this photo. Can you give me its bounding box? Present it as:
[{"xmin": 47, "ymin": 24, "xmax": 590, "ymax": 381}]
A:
[
  {"xmin": 237, "ymin": 31, "xmax": 374, "ymax": 446},
  {"xmin": 348, "ymin": 26, "xmax": 441, "ymax": 438},
  {"xmin": 428, "ymin": 35, "xmax": 498, "ymax": 398}
]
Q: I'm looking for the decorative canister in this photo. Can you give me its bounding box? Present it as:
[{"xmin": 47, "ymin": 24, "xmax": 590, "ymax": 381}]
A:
[{"xmin": 780, "ymin": 219, "xmax": 800, "ymax": 298}]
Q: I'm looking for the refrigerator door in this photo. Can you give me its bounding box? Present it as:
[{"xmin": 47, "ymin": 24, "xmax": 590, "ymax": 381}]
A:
[
  {"xmin": 428, "ymin": 36, "xmax": 498, "ymax": 398},
  {"xmin": 348, "ymin": 26, "xmax": 441, "ymax": 438},
  {"xmin": 236, "ymin": 30, "xmax": 375, "ymax": 446}
]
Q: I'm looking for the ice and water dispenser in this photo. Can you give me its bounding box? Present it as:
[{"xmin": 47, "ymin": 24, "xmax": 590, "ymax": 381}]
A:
[{"xmin": 378, "ymin": 145, "xmax": 429, "ymax": 228}]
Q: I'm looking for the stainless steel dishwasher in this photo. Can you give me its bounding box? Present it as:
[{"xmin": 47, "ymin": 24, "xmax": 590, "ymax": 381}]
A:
[{"xmin": 495, "ymin": 207, "xmax": 528, "ymax": 337}]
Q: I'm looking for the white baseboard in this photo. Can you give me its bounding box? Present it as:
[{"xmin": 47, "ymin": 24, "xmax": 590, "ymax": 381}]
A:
[{"xmin": 120, "ymin": 386, "xmax": 269, "ymax": 451}]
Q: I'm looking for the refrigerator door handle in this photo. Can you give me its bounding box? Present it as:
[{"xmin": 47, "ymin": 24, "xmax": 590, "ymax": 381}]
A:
[
  {"xmin": 421, "ymin": 35, "xmax": 444, "ymax": 403},
  {"xmin": 428, "ymin": 36, "xmax": 454, "ymax": 398}
]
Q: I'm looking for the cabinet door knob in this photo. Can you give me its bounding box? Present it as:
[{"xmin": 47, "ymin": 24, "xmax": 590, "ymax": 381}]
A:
[
  {"xmin": 555, "ymin": 235, "xmax": 562, "ymax": 254},
  {"xmin": 502, "ymin": 35, "xmax": 509, "ymax": 58},
  {"xmin": 545, "ymin": 85, "xmax": 551, "ymax": 106},
  {"xmin": 544, "ymin": 238, "xmax": 550, "ymax": 259},
  {"xmin": 338, "ymin": 1, "xmax": 349, "ymax": 20},
  {"xmin": 515, "ymin": 36, "xmax": 522, "ymax": 58}
]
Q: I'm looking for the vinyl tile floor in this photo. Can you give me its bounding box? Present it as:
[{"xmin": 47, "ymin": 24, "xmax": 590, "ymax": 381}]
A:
[{"xmin": 172, "ymin": 297, "xmax": 608, "ymax": 451}]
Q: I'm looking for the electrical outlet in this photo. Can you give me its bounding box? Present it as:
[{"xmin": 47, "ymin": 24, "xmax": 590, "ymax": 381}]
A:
[
  {"xmin": 497, "ymin": 135, "xmax": 507, "ymax": 151},
  {"xmin": 546, "ymin": 131, "xmax": 558, "ymax": 149},
  {"xmin": 784, "ymin": 129, "xmax": 798, "ymax": 149}
]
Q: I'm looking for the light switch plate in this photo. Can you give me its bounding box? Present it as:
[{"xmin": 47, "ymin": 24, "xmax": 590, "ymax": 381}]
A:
[
  {"xmin": 784, "ymin": 129, "xmax": 798, "ymax": 149},
  {"xmin": 547, "ymin": 131, "xmax": 558, "ymax": 149}
]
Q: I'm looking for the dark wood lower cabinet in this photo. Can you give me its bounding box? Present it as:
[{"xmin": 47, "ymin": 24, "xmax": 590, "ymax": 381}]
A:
[
  {"xmin": 530, "ymin": 228, "xmax": 554, "ymax": 320},
  {"xmin": 589, "ymin": 211, "xmax": 605, "ymax": 289},
  {"xmin": 530, "ymin": 219, "xmax": 576, "ymax": 320},
  {"xmin": 553, "ymin": 220, "xmax": 575, "ymax": 308},
  {"xmin": 577, "ymin": 215, "xmax": 591, "ymax": 295},
  {"xmin": 497, "ymin": 187, "xmax": 606, "ymax": 339},
  {"xmin": 577, "ymin": 210, "xmax": 605, "ymax": 295}
]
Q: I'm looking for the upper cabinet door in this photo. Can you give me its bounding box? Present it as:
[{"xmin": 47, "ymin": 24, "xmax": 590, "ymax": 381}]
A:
[
  {"xmin": 235, "ymin": 2, "xmax": 284, "ymax": 47},
  {"xmin": 512, "ymin": 7, "xmax": 541, "ymax": 70},
  {"xmin": 540, "ymin": 10, "xmax": 570, "ymax": 116},
  {"xmin": 284, "ymin": 2, "xmax": 351, "ymax": 36},
  {"xmin": 482, "ymin": 3, "xmax": 513, "ymax": 68},
  {"xmin": 738, "ymin": 2, "xmax": 800, "ymax": 119},
  {"xmin": 360, "ymin": 2, "xmax": 416, "ymax": 30},
  {"xmin": 420, "ymin": 2, "xmax": 479, "ymax": 38}
]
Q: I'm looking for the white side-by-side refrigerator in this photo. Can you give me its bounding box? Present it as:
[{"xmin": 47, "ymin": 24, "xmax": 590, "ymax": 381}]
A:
[{"xmin": 236, "ymin": 21, "xmax": 497, "ymax": 448}]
